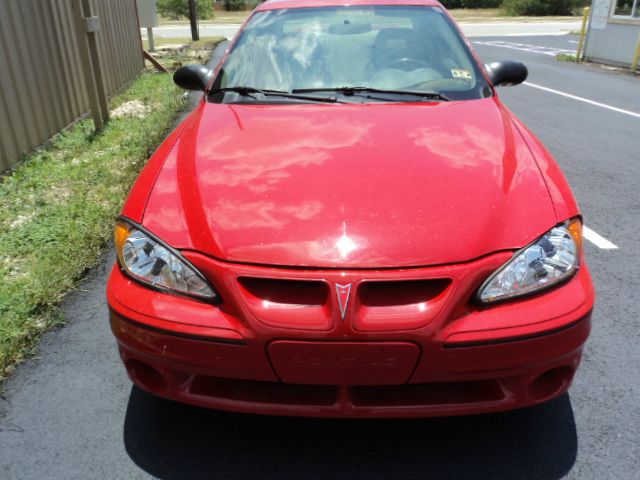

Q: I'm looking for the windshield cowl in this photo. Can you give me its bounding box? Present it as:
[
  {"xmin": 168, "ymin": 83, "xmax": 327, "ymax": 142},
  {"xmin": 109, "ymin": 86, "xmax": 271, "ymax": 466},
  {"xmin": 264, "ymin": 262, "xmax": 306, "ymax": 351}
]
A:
[
  {"xmin": 209, "ymin": 86, "xmax": 345, "ymax": 103},
  {"xmin": 208, "ymin": 85, "xmax": 454, "ymax": 104}
]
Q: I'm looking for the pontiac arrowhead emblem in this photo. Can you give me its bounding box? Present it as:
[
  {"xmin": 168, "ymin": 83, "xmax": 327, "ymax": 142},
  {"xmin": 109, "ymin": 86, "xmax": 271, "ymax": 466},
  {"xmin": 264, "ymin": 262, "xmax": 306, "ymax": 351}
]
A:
[{"xmin": 335, "ymin": 283, "xmax": 352, "ymax": 320}]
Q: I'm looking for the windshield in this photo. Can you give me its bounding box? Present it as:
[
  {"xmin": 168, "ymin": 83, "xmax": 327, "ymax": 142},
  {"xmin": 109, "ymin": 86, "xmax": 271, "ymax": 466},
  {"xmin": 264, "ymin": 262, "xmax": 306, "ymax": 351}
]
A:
[{"xmin": 211, "ymin": 5, "xmax": 492, "ymax": 103}]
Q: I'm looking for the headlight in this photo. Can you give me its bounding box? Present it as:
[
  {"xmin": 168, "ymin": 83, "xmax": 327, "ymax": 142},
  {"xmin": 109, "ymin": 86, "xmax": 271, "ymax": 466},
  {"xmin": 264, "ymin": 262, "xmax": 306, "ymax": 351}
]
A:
[
  {"xmin": 477, "ymin": 219, "xmax": 582, "ymax": 304},
  {"xmin": 114, "ymin": 218, "xmax": 220, "ymax": 303}
]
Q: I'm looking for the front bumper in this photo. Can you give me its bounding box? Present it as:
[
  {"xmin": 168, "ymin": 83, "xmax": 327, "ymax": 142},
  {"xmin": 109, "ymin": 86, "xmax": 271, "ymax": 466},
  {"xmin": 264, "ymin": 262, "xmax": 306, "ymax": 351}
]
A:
[{"xmin": 107, "ymin": 251, "xmax": 594, "ymax": 418}]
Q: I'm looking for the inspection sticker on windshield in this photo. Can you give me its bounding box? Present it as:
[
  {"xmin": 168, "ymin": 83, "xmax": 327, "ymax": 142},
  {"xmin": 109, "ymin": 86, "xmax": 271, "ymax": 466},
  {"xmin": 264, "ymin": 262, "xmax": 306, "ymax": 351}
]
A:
[{"xmin": 451, "ymin": 69, "xmax": 472, "ymax": 80}]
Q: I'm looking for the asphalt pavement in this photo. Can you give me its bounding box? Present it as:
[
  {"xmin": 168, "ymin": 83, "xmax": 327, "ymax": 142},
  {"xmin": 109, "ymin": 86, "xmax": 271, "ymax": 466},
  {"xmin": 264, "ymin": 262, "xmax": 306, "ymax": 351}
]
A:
[{"xmin": 1, "ymin": 35, "xmax": 639, "ymax": 480}]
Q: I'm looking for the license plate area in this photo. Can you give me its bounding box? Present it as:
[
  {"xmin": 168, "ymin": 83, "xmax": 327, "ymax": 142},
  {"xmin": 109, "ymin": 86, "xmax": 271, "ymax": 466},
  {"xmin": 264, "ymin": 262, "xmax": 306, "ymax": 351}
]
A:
[{"xmin": 267, "ymin": 341, "xmax": 420, "ymax": 385}]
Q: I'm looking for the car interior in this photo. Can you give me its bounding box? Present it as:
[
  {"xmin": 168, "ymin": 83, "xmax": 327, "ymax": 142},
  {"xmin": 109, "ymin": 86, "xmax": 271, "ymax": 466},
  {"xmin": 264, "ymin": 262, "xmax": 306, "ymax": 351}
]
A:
[{"xmin": 217, "ymin": 6, "xmax": 483, "ymax": 95}]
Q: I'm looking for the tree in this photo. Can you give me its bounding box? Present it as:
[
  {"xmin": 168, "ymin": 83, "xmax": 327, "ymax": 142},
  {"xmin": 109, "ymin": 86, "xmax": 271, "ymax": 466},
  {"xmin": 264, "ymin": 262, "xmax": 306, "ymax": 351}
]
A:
[
  {"xmin": 224, "ymin": 0, "xmax": 246, "ymax": 11},
  {"xmin": 440, "ymin": 1, "xmax": 501, "ymax": 7},
  {"xmin": 157, "ymin": 0, "xmax": 214, "ymax": 20},
  {"xmin": 502, "ymin": 0, "xmax": 588, "ymax": 15}
]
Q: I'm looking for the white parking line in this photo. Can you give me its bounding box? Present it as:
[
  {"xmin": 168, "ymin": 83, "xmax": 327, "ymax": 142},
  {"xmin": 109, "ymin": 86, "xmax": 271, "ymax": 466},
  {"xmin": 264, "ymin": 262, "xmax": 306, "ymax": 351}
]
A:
[
  {"xmin": 524, "ymin": 82, "xmax": 640, "ymax": 119},
  {"xmin": 467, "ymin": 32, "xmax": 570, "ymax": 38},
  {"xmin": 584, "ymin": 226, "xmax": 619, "ymax": 250},
  {"xmin": 473, "ymin": 40, "xmax": 574, "ymax": 56}
]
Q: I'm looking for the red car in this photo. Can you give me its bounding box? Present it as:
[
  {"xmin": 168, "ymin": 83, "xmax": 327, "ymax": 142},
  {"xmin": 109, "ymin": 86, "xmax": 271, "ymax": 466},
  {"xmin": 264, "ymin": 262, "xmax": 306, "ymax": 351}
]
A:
[{"xmin": 107, "ymin": 0, "xmax": 594, "ymax": 417}]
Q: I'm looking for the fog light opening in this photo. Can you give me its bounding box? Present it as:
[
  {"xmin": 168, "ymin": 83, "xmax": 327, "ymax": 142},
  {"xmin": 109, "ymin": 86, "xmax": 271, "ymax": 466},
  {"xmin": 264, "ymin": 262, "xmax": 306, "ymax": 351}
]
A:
[
  {"xmin": 528, "ymin": 366, "xmax": 574, "ymax": 402},
  {"xmin": 125, "ymin": 359, "xmax": 167, "ymax": 393}
]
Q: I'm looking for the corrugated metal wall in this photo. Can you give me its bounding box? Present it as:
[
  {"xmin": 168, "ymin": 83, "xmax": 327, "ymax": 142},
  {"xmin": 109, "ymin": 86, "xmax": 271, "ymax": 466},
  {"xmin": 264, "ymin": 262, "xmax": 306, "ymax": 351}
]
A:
[
  {"xmin": 585, "ymin": 22, "xmax": 640, "ymax": 66},
  {"xmin": 0, "ymin": 0, "xmax": 144, "ymax": 172}
]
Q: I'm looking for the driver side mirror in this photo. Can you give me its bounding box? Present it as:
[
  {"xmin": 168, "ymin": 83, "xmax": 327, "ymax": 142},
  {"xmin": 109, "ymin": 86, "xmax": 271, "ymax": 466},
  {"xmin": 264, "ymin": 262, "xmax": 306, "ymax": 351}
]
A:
[
  {"xmin": 173, "ymin": 64, "xmax": 212, "ymax": 91},
  {"xmin": 484, "ymin": 61, "xmax": 528, "ymax": 87}
]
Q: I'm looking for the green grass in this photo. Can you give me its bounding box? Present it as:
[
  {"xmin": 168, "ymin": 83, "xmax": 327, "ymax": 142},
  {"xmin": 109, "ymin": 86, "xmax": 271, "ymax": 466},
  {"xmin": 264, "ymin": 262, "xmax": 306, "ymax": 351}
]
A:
[
  {"xmin": 0, "ymin": 68, "xmax": 193, "ymax": 378},
  {"xmin": 556, "ymin": 53, "xmax": 578, "ymax": 62}
]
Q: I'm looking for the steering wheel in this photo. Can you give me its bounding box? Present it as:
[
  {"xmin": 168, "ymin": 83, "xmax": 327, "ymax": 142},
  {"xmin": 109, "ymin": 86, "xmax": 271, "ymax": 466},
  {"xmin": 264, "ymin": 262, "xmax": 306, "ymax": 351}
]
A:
[{"xmin": 386, "ymin": 57, "xmax": 432, "ymax": 72}]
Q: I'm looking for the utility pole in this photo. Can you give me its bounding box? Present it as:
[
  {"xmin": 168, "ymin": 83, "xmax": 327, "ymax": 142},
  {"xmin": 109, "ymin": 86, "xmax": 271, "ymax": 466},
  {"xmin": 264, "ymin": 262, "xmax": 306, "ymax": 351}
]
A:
[
  {"xmin": 188, "ymin": 0, "xmax": 199, "ymax": 41},
  {"xmin": 147, "ymin": 27, "xmax": 155, "ymax": 52}
]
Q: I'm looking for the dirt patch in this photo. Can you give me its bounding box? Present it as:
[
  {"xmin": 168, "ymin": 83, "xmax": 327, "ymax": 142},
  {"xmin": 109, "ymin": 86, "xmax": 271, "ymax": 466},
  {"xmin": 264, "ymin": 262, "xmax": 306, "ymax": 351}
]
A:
[{"xmin": 111, "ymin": 100, "xmax": 151, "ymax": 119}]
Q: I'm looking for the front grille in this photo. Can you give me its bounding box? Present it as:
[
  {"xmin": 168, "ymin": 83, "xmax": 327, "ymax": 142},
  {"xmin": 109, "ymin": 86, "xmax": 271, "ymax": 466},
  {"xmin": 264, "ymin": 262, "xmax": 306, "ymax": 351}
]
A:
[
  {"xmin": 238, "ymin": 277, "xmax": 332, "ymax": 330},
  {"xmin": 239, "ymin": 277, "xmax": 329, "ymax": 306},
  {"xmin": 359, "ymin": 279, "xmax": 451, "ymax": 307},
  {"xmin": 236, "ymin": 275, "xmax": 453, "ymax": 331}
]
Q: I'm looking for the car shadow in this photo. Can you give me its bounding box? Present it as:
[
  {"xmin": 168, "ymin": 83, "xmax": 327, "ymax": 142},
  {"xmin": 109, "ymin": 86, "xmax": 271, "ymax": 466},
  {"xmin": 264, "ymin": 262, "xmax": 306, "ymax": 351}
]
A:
[{"xmin": 123, "ymin": 386, "xmax": 577, "ymax": 480}]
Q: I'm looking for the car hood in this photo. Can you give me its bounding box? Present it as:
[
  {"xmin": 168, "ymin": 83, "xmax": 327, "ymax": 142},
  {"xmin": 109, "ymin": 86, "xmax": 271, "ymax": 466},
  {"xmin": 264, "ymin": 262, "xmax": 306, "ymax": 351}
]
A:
[{"xmin": 142, "ymin": 98, "xmax": 557, "ymax": 268}]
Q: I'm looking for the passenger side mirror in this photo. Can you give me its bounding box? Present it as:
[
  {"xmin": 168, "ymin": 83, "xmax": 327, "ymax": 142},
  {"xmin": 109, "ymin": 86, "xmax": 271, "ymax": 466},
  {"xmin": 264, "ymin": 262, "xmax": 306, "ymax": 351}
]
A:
[
  {"xmin": 173, "ymin": 64, "xmax": 212, "ymax": 91},
  {"xmin": 484, "ymin": 61, "xmax": 528, "ymax": 87}
]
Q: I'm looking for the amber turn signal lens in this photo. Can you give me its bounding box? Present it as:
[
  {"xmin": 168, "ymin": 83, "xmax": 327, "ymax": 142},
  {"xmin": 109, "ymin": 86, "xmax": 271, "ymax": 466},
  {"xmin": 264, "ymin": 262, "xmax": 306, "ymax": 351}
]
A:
[
  {"xmin": 114, "ymin": 221, "xmax": 131, "ymax": 264},
  {"xmin": 567, "ymin": 218, "xmax": 583, "ymax": 250}
]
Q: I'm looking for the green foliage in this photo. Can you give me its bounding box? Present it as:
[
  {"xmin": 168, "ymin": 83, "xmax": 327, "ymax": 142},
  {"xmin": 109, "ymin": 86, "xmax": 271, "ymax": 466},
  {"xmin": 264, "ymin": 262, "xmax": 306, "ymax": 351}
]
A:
[
  {"xmin": 441, "ymin": 0, "xmax": 588, "ymax": 14},
  {"xmin": 245, "ymin": 0, "xmax": 262, "ymax": 10},
  {"xmin": 556, "ymin": 53, "xmax": 577, "ymax": 62},
  {"xmin": 224, "ymin": 0, "xmax": 247, "ymax": 11},
  {"xmin": 440, "ymin": 0, "xmax": 502, "ymax": 8},
  {"xmin": 501, "ymin": 0, "xmax": 585, "ymax": 16},
  {"xmin": 157, "ymin": 0, "xmax": 214, "ymax": 20}
]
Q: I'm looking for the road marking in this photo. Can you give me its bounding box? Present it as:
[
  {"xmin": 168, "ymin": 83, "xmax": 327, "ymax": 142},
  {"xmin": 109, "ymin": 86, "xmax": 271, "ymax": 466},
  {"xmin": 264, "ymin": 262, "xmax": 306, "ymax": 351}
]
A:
[
  {"xmin": 584, "ymin": 226, "xmax": 619, "ymax": 250},
  {"xmin": 523, "ymin": 82, "xmax": 640, "ymax": 119},
  {"xmin": 474, "ymin": 40, "xmax": 574, "ymax": 56},
  {"xmin": 468, "ymin": 32, "xmax": 572, "ymax": 37}
]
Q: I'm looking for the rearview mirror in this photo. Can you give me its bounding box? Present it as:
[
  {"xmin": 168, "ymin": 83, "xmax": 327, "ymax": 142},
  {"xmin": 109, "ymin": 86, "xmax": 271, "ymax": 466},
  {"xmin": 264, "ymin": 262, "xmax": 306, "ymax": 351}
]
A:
[
  {"xmin": 484, "ymin": 61, "xmax": 528, "ymax": 87},
  {"xmin": 173, "ymin": 64, "xmax": 212, "ymax": 91},
  {"xmin": 328, "ymin": 22, "xmax": 372, "ymax": 35}
]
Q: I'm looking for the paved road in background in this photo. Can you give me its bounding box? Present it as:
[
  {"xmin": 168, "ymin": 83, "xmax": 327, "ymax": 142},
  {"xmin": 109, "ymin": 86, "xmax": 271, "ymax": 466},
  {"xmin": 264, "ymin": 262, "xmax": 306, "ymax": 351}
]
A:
[
  {"xmin": 1, "ymin": 35, "xmax": 639, "ymax": 480},
  {"xmin": 143, "ymin": 20, "xmax": 582, "ymax": 41}
]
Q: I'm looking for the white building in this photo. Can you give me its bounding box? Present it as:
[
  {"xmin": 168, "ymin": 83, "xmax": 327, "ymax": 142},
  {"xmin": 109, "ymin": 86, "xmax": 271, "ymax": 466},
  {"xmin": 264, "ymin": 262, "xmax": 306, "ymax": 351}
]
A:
[{"xmin": 585, "ymin": 0, "xmax": 640, "ymax": 66}]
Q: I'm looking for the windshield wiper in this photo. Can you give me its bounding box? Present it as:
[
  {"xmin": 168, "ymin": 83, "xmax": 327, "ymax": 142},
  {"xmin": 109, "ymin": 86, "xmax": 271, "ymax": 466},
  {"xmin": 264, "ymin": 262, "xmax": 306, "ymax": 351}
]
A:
[
  {"xmin": 292, "ymin": 87, "xmax": 450, "ymax": 102},
  {"xmin": 209, "ymin": 86, "xmax": 344, "ymax": 103}
]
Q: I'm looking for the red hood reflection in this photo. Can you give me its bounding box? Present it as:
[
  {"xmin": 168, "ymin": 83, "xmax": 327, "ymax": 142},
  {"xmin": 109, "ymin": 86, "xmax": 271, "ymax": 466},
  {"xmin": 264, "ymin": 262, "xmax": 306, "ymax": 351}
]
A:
[{"xmin": 142, "ymin": 98, "xmax": 556, "ymax": 268}]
